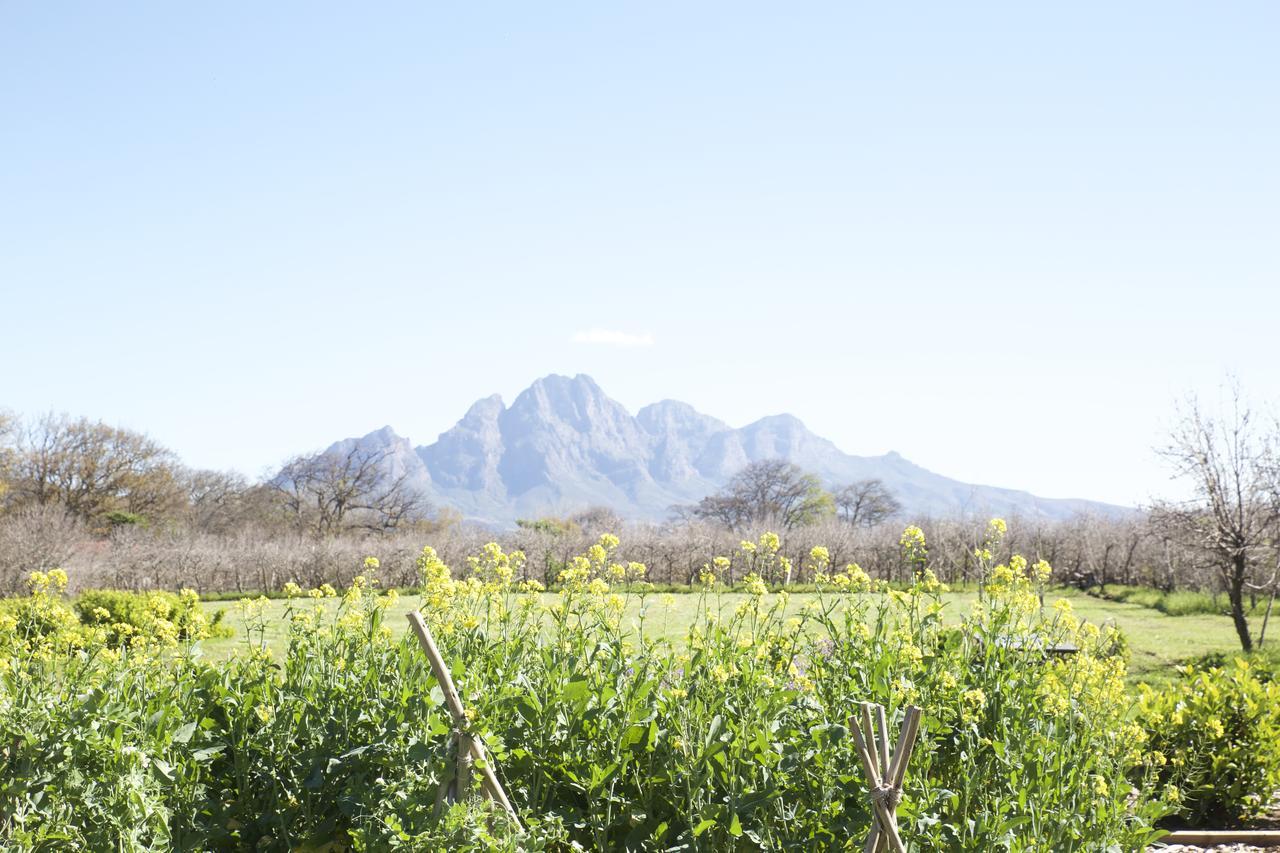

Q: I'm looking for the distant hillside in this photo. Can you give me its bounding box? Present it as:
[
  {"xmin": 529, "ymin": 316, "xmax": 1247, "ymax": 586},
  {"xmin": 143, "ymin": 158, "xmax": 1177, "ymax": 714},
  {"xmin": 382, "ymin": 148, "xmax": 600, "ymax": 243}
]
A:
[{"xmin": 319, "ymin": 374, "xmax": 1127, "ymax": 526}]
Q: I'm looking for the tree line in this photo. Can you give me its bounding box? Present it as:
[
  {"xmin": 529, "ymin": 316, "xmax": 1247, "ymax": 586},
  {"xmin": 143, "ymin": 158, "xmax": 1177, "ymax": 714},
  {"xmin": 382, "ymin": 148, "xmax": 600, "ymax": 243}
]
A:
[
  {"xmin": 3, "ymin": 386, "xmax": 1279, "ymax": 652},
  {"xmin": 0, "ymin": 412, "xmax": 441, "ymax": 540}
]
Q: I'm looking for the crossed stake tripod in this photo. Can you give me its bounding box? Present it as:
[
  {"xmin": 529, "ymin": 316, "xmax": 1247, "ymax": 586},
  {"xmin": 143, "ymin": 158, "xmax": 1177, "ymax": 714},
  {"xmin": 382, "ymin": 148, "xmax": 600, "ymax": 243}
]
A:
[{"xmin": 849, "ymin": 703, "xmax": 922, "ymax": 853}]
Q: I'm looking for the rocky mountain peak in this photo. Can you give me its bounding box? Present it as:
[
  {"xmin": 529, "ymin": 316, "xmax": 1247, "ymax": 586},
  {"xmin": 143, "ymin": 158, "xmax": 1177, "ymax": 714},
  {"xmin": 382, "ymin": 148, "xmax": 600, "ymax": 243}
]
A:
[{"xmin": 314, "ymin": 374, "xmax": 1126, "ymax": 527}]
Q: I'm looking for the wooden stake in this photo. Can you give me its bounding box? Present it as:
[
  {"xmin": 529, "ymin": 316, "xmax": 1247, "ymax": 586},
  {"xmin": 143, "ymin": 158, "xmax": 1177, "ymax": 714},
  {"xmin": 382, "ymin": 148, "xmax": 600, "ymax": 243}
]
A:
[
  {"xmin": 406, "ymin": 611, "xmax": 521, "ymax": 827},
  {"xmin": 1160, "ymin": 830, "xmax": 1280, "ymax": 846},
  {"xmin": 875, "ymin": 705, "xmax": 891, "ymax": 782},
  {"xmin": 850, "ymin": 704, "xmax": 921, "ymax": 853}
]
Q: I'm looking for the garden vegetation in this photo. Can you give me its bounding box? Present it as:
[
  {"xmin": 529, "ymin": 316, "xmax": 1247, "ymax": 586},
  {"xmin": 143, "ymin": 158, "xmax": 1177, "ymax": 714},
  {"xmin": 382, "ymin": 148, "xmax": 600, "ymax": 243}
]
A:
[{"xmin": 6, "ymin": 523, "xmax": 1278, "ymax": 850}]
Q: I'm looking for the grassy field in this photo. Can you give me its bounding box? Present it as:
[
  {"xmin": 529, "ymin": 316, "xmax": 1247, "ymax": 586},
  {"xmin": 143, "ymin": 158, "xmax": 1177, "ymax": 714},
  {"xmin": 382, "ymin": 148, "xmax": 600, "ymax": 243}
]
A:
[{"xmin": 200, "ymin": 586, "xmax": 1277, "ymax": 684}]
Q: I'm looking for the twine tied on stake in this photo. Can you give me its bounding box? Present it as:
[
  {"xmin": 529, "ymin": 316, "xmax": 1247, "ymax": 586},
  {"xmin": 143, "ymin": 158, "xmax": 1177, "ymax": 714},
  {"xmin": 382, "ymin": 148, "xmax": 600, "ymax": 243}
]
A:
[
  {"xmin": 406, "ymin": 611, "xmax": 521, "ymax": 829},
  {"xmin": 849, "ymin": 702, "xmax": 922, "ymax": 853}
]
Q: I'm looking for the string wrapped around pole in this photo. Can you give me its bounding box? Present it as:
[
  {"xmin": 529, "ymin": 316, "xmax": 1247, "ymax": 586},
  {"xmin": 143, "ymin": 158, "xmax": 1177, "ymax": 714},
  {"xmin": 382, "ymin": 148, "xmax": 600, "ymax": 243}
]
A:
[
  {"xmin": 406, "ymin": 610, "xmax": 521, "ymax": 828},
  {"xmin": 849, "ymin": 702, "xmax": 921, "ymax": 853}
]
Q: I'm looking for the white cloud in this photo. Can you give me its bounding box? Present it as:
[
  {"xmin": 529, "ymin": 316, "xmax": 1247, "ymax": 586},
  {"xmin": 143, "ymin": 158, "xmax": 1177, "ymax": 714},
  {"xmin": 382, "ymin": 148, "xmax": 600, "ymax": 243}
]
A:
[{"xmin": 570, "ymin": 328, "xmax": 655, "ymax": 348}]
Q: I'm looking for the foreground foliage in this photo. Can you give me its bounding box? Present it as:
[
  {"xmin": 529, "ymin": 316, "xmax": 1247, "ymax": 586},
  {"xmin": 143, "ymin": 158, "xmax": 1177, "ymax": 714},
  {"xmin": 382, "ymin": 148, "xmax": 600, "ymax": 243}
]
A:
[
  {"xmin": 1137, "ymin": 657, "xmax": 1280, "ymax": 824},
  {"xmin": 0, "ymin": 528, "xmax": 1182, "ymax": 850}
]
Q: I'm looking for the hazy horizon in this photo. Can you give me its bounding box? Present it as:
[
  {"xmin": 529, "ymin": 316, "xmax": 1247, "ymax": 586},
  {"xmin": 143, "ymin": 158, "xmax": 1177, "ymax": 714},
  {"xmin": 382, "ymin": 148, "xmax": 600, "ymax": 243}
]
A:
[{"xmin": 4, "ymin": 3, "xmax": 1278, "ymax": 507}]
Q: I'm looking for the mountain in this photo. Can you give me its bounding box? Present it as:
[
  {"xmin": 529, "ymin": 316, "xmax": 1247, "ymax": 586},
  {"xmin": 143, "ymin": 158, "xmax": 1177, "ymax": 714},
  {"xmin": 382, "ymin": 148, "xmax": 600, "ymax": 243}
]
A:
[{"xmin": 321, "ymin": 374, "xmax": 1126, "ymax": 526}]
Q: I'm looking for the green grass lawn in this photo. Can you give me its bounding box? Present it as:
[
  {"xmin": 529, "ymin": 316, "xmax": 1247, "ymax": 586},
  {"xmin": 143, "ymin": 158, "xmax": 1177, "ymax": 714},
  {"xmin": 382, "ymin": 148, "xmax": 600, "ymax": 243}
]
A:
[{"xmin": 200, "ymin": 587, "xmax": 1278, "ymax": 685}]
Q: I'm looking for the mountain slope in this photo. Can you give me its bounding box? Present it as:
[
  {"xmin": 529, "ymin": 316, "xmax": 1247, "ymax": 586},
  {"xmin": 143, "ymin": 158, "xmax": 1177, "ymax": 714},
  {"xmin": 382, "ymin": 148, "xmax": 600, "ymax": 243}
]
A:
[{"xmin": 322, "ymin": 374, "xmax": 1126, "ymax": 526}]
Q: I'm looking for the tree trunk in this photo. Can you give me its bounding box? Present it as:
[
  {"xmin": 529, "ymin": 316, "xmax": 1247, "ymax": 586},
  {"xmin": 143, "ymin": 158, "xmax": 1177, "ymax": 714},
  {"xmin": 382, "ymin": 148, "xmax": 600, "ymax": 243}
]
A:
[
  {"xmin": 1258, "ymin": 588, "xmax": 1275, "ymax": 649},
  {"xmin": 1228, "ymin": 561, "xmax": 1254, "ymax": 652}
]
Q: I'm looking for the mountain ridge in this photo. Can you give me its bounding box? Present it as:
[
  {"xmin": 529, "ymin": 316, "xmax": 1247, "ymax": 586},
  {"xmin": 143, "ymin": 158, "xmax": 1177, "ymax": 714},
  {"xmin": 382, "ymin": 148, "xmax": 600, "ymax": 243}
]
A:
[{"xmin": 322, "ymin": 374, "xmax": 1126, "ymax": 527}]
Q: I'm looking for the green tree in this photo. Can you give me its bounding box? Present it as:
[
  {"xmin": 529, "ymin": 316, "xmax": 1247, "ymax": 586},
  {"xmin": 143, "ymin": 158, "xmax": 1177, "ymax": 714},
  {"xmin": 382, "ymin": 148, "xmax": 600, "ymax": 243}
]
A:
[{"xmin": 682, "ymin": 459, "xmax": 834, "ymax": 530}]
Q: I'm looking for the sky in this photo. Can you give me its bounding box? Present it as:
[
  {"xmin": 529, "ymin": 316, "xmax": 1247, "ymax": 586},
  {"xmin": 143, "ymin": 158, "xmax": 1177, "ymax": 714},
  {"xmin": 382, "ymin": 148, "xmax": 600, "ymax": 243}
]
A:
[{"xmin": 2, "ymin": 2, "xmax": 1277, "ymax": 507}]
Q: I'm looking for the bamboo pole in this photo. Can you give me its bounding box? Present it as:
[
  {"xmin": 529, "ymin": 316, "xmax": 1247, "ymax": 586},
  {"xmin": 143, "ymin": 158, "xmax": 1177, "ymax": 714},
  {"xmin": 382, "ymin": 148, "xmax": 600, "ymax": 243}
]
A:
[
  {"xmin": 850, "ymin": 711, "xmax": 901, "ymax": 853},
  {"xmin": 406, "ymin": 611, "xmax": 521, "ymax": 827},
  {"xmin": 875, "ymin": 704, "xmax": 891, "ymax": 782},
  {"xmin": 850, "ymin": 704, "xmax": 921, "ymax": 853}
]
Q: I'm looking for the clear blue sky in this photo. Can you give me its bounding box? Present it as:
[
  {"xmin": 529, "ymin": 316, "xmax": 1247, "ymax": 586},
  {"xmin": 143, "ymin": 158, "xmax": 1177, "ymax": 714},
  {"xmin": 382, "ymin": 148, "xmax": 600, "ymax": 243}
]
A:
[{"xmin": 2, "ymin": 2, "xmax": 1277, "ymax": 507}]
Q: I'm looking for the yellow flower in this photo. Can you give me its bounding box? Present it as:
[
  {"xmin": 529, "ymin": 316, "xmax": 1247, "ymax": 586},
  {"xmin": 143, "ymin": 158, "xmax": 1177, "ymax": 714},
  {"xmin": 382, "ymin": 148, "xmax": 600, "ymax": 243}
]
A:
[
  {"xmin": 916, "ymin": 568, "xmax": 942, "ymax": 593},
  {"xmin": 961, "ymin": 688, "xmax": 986, "ymax": 724},
  {"xmin": 417, "ymin": 546, "xmax": 452, "ymax": 589},
  {"xmin": 558, "ymin": 556, "xmax": 592, "ymax": 588},
  {"xmin": 900, "ymin": 525, "xmax": 927, "ymax": 553},
  {"xmin": 282, "ymin": 582, "xmax": 303, "ymax": 599}
]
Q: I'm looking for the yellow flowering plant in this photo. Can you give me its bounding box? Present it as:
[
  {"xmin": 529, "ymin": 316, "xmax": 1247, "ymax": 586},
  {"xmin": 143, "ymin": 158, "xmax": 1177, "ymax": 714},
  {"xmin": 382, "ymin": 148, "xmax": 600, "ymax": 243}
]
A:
[{"xmin": 0, "ymin": 525, "xmax": 1183, "ymax": 851}]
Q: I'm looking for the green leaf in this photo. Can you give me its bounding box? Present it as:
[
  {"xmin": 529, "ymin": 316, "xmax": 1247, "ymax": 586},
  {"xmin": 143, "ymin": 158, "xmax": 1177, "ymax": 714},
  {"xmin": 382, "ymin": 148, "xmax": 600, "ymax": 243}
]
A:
[{"xmin": 561, "ymin": 677, "xmax": 591, "ymax": 706}]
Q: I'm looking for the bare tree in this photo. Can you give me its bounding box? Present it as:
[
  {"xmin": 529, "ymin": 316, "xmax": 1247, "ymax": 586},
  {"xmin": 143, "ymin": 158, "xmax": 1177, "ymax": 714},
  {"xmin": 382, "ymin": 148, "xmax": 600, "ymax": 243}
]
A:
[
  {"xmin": 834, "ymin": 479, "xmax": 902, "ymax": 527},
  {"xmin": 679, "ymin": 459, "xmax": 834, "ymax": 531},
  {"xmin": 1152, "ymin": 387, "xmax": 1280, "ymax": 651},
  {"xmin": 569, "ymin": 506, "xmax": 625, "ymax": 535},
  {"xmin": 0, "ymin": 411, "xmax": 16, "ymax": 509},
  {"xmin": 0, "ymin": 505, "xmax": 90, "ymax": 593},
  {"xmin": 271, "ymin": 444, "xmax": 428, "ymax": 537},
  {"xmin": 181, "ymin": 468, "xmax": 256, "ymax": 534},
  {"xmin": 8, "ymin": 413, "xmax": 186, "ymax": 524}
]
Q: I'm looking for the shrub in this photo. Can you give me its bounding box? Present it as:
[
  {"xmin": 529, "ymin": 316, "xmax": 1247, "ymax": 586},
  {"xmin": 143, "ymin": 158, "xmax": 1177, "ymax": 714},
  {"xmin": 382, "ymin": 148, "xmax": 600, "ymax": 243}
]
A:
[
  {"xmin": 1137, "ymin": 658, "xmax": 1280, "ymax": 824},
  {"xmin": 0, "ymin": 574, "xmax": 231, "ymax": 657},
  {"xmin": 74, "ymin": 588, "xmax": 231, "ymax": 646}
]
